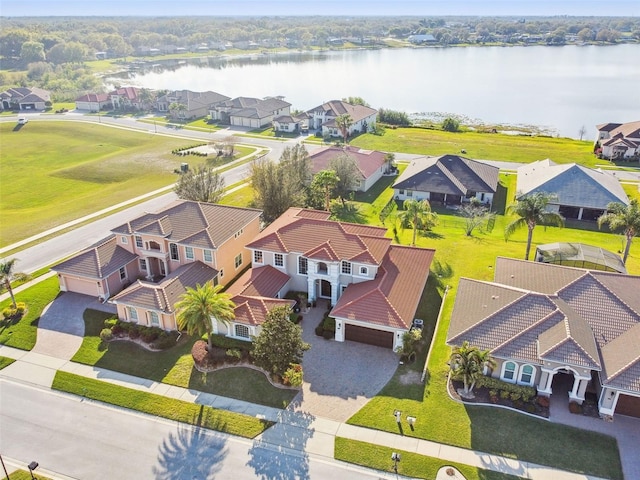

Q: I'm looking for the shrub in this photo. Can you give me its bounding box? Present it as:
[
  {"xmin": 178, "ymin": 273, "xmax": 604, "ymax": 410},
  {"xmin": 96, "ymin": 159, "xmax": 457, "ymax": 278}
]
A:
[
  {"xmin": 323, "ymin": 317, "xmax": 336, "ymax": 333},
  {"xmin": 315, "ymin": 325, "xmax": 324, "ymax": 336},
  {"xmin": 569, "ymin": 401, "xmax": 583, "ymax": 414},
  {"xmin": 104, "ymin": 318, "xmax": 118, "ymax": 329},
  {"xmin": 152, "ymin": 331, "xmax": 179, "ymax": 350},
  {"xmin": 140, "ymin": 326, "xmax": 162, "ymax": 343},
  {"xmin": 537, "ymin": 396, "xmax": 550, "ymax": 408},
  {"xmin": 100, "ymin": 328, "xmax": 113, "ymax": 342},
  {"xmin": 191, "ymin": 340, "xmax": 209, "ymax": 365},
  {"xmin": 499, "ymin": 390, "xmax": 510, "ymax": 400},
  {"xmin": 283, "ymin": 363, "xmax": 303, "ymax": 387},
  {"xmin": 129, "ymin": 324, "xmax": 141, "ymax": 339},
  {"xmin": 2, "ymin": 302, "xmax": 27, "ymax": 320},
  {"xmin": 111, "ymin": 323, "xmax": 124, "ymax": 336},
  {"xmin": 322, "ymin": 330, "xmax": 334, "ymax": 340},
  {"xmin": 226, "ymin": 348, "xmax": 242, "ymax": 363},
  {"xmin": 442, "ymin": 117, "xmax": 460, "ymax": 132},
  {"xmin": 510, "ymin": 392, "xmax": 522, "ymax": 402}
]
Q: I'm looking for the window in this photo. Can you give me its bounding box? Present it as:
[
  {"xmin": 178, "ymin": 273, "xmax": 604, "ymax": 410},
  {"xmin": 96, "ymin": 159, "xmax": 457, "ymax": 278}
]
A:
[
  {"xmin": 235, "ymin": 324, "xmax": 250, "ymax": 339},
  {"xmin": 170, "ymin": 243, "xmax": 179, "ymax": 261},
  {"xmin": 149, "ymin": 311, "xmax": 160, "ymax": 327},
  {"xmin": 274, "ymin": 253, "xmax": 284, "ymax": 267},
  {"xmin": 359, "ymin": 266, "xmax": 368, "ymax": 276},
  {"xmin": 234, "ymin": 229, "xmax": 244, "ymax": 239},
  {"xmin": 139, "ymin": 259, "xmax": 147, "ymax": 271},
  {"xmin": 298, "ymin": 256, "xmax": 308, "ymax": 275},
  {"xmin": 406, "ymin": 190, "xmax": 413, "ymax": 197},
  {"xmin": 185, "ymin": 246, "xmax": 194, "ymax": 260},
  {"xmin": 399, "ymin": 189, "xmax": 404, "ymax": 195},
  {"xmin": 128, "ymin": 307, "xmax": 138, "ymax": 322},
  {"xmin": 501, "ymin": 361, "xmax": 517, "ymax": 383},
  {"xmin": 119, "ymin": 267, "xmax": 127, "ymax": 281},
  {"xmin": 121, "ymin": 236, "xmax": 128, "ymax": 244},
  {"xmin": 341, "ymin": 261, "xmax": 352, "ymax": 275},
  {"xmin": 135, "ymin": 235, "xmax": 143, "ymax": 248},
  {"xmin": 519, "ymin": 364, "xmax": 535, "ymax": 386},
  {"xmin": 254, "ymin": 250, "xmax": 263, "ymax": 264},
  {"xmin": 234, "ymin": 253, "xmax": 242, "ymax": 269},
  {"xmin": 219, "ymin": 269, "xmax": 224, "ymax": 278},
  {"xmin": 203, "ymin": 249, "xmax": 213, "ymax": 263}
]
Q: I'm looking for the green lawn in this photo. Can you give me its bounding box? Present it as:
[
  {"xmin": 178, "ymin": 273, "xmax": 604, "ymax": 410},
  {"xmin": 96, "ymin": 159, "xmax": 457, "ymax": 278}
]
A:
[
  {"xmin": 0, "ymin": 356, "xmax": 16, "ymax": 369},
  {"xmin": 351, "ymin": 127, "xmax": 609, "ymax": 168},
  {"xmin": 72, "ymin": 309, "xmax": 296, "ymax": 409},
  {"xmin": 2, "ymin": 470, "xmax": 53, "ymax": 480},
  {"xmin": 0, "ymin": 276, "xmax": 60, "ymax": 350},
  {"xmin": 52, "ymin": 371, "xmax": 272, "ymax": 439},
  {"xmin": 335, "ymin": 438, "xmax": 522, "ymax": 480}
]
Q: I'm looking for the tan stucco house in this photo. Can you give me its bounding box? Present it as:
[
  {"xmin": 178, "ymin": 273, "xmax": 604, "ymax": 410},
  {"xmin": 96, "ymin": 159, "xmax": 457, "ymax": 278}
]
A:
[
  {"xmin": 595, "ymin": 121, "xmax": 640, "ymax": 160},
  {"xmin": 305, "ymin": 100, "xmax": 377, "ymax": 139}
]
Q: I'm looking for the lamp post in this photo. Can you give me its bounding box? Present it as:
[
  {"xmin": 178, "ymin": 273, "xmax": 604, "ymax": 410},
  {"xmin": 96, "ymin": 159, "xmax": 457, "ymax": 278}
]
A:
[
  {"xmin": 391, "ymin": 452, "xmax": 401, "ymax": 474},
  {"xmin": 0, "ymin": 454, "xmax": 10, "ymax": 480},
  {"xmin": 28, "ymin": 461, "xmax": 38, "ymax": 480}
]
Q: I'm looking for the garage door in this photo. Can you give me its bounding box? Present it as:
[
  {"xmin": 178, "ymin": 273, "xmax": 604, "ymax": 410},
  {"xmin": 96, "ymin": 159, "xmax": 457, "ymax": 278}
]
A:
[
  {"xmin": 345, "ymin": 324, "xmax": 394, "ymax": 348},
  {"xmin": 63, "ymin": 276, "xmax": 98, "ymax": 297},
  {"xmin": 616, "ymin": 393, "xmax": 640, "ymax": 418}
]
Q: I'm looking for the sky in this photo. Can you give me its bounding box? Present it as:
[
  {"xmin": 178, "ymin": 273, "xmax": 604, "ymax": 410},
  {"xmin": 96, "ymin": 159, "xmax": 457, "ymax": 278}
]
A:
[{"xmin": 1, "ymin": 0, "xmax": 639, "ymax": 17}]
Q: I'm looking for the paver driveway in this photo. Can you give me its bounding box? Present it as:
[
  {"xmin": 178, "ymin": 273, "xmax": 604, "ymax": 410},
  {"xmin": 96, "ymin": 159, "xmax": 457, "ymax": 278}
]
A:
[{"xmin": 289, "ymin": 300, "xmax": 399, "ymax": 422}]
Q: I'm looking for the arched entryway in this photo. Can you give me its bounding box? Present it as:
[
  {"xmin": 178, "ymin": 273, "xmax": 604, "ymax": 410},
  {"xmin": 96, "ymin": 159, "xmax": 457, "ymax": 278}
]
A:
[{"xmin": 318, "ymin": 279, "xmax": 332, "ymax": 299}]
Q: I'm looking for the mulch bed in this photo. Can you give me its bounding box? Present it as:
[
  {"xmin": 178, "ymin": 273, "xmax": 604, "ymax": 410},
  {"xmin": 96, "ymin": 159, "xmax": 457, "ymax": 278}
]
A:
[{"xmin": 449, "ymin": 379, "xmax": 550, "ymax": 418}]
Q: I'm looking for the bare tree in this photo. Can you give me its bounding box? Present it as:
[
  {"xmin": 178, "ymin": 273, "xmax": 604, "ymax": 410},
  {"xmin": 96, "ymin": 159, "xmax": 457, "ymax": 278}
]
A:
[
  {"xmin": 578, "ymin": 125, "xmax": 587, "ymax": 141},
  {"xmin": 174, "ymin": 164, "xmax": 225, "ymax": 203}
]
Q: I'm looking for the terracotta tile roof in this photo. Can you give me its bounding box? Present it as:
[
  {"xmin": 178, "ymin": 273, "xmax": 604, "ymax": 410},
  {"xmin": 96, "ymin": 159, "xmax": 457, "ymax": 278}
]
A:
[
  {"xmin": 307, "ymin": 100, "xmax": 377, "ymax": 123},
  {"xmin": 75, "ymin": 93, "xmax": 110, "ymax": 102},
  {"xmin": 226, "ymin": 265, "xmax": 290, "ymax": 298},
  {"xmin": 308, "ymin": 146, "xmax": 387, "ymax": 180},
  {"xmin": 494, "ymin": 257, "xmax": 585, "ymax": 294},
  {"xmin": 110, "ymin": 87, "xmax": 140, "ymax": 101},
  {"xmin": 52, "ymin": 235, "xmax": 138, "ymax": 279},
  {"xmin": 393, "ymin": 155, "xmax": 499, "ymax": 196},
  {"xmin": 246, "ymin": 208, "xmax": 389, "ymax": 265},
  {"xmin": 112, "ymin": 200, "xmax": 261, "ymax": 248},
  {"xmin": 110, "ymin": 261, "xmax": 218, "ymax": 313},
  {"xmin": 331, "ymin": 245, "xmax": 435, "ymax": 329},
  {"xmin": 232, "ymin": 296, "xmax": 295, "ymax": 326}
]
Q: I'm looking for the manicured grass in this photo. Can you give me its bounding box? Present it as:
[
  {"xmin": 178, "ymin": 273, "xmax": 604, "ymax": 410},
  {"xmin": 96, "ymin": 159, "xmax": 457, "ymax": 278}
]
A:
[
  {"xmin": 2, "ymin": 470, "xmax": 53, "ymax": 480},
  {"xmin": 351, "ymin": 127, "xmax": 604, "ymax": 167},
  {"xmin": 335, "ymin": 438, "xmax": 521, "ymax": 480},
  {"xmin": 0, "ymin": 122, "xmax": 189, "ymax": 247},
  {"xmin": 219, "ymin": 184, "xmax": 256, "ymax": 207},
  {"xmin": 0, "ymin": 276, "xmax": 60, "ymax": 350},
  {"xmin": 0, "ymin": 356, "xmax": 16, "ymax": 369},
  {"xmin": 72, "ymin": 309, "xmax": 296, "ymax": 408},
  {"xmin": 52, "ymin": 371, "xmax": 272, "ymax": 439}
]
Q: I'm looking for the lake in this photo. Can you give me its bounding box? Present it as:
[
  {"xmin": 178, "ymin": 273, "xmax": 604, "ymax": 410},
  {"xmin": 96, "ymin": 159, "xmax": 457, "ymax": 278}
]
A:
[{"xmin": 108, "ymin": 44, "xmax": 640, "ymax": 138}]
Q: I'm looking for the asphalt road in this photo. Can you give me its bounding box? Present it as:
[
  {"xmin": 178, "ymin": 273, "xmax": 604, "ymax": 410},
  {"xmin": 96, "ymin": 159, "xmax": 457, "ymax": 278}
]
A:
[{"xmin": 0, "ymin": 380, "xmax": 388, "ymax": 480}]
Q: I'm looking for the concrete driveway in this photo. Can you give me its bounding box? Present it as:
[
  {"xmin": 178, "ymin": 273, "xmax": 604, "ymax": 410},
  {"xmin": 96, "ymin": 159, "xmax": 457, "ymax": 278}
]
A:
[
  {"xmin": 289, "ymin": 300, "xmax": 399, "ymax": 422},
  {"xmin": 32, "ymin": 292, "xmax": 116, "ymax": 360}
]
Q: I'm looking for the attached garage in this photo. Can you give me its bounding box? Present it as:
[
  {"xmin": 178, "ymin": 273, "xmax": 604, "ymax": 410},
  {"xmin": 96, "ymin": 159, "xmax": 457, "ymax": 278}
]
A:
[
  {"xmin": 61, "ymin": 276, "xmax": 99, "ymax": 297},
  {"xmin": 345, "ymin": 323, "xmax": 394, "ymax": 348},
  {"xmin": 616, "ymin": 393, "xmax": 640, "ymax": 418}
]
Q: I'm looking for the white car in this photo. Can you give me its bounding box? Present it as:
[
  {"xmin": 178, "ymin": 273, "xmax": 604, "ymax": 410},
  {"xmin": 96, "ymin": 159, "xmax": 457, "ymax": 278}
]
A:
[{"xmin": 17, "ymin": 117, "xmax": 28, "ymax": 124}]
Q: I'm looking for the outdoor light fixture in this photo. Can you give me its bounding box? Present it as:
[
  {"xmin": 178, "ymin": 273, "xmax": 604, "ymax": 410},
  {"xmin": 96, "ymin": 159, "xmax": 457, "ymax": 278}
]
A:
[
  {"xmin": 393, "ymin": 409, "xmax": 402, "ymax": 422},
  {"xmin": 28, "ymin": 461, "xmax": 38, "ymax": 480},
  {"xmin": 406, "ymin": 416, "xmax": 416, "ymax": 426},
  {"xmin": 391, "ymin": 452, "xmax": 401, "ymax": 473}
]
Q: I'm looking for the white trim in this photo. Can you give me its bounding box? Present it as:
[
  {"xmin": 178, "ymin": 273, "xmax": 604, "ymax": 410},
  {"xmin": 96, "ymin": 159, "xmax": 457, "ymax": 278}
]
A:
[
  {"xmin": 501, "ymin": 360, "xmax": 517, "ymax": 383},
  {"xmin": 518, "ymin": 364, "xmax": 536, "ymax": 386}
]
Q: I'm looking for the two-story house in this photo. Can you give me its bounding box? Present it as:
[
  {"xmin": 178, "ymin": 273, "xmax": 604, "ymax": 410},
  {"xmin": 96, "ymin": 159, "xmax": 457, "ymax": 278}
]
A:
[
  {"xmin": 209, "ymin": 96, "xmax": 291, "ymax": 129},
  {"xmin": 156, "ymin": 90, "xmax": 230, "ymax": 120},
  {"xmin": 53, "ymin": 200, "xmax": 262, "ymax": 331},
  {"xmin": 595, "ymin": 121, "xmax": 640, "ymax": 160},
  {"xmin": 305, "ymin": 100, "xmax": 377, "ymax": 138},
  {"xmin": 227, "ymin": 208, "xmax": 435, "ymax": 349}
]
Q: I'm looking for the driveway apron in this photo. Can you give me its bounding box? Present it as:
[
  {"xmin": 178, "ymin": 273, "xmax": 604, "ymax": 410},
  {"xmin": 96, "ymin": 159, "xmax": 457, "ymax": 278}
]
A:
[{"xmin": 32, "ymin": 292, "xmax": 116, "ymax": 360}]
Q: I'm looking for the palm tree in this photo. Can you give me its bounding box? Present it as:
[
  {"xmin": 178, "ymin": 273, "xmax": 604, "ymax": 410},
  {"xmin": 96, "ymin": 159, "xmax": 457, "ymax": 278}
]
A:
[
  {"xmin": 312, "ymin": 169, "xmax": 340, "ymax": 211},
  {"xmin": 175, "ymin": 282, "xmax": 235, "ymax": 350},
  {"xmin": 598, "ymin": 199, "xmax": 640, "ymax": 265},
  {"xmin": 504, "ymin": 192, "xmax": 564, "ymax": 260},
  {"xmin": 398, "ymin": 199, "xmax": 438, "ymax": 246},
  {"xmin": 449, "ymin": 341, "xmax": 496, "ymax": 396},
  {"xmin": 0, "ymin": 258, "xmax": 29, "ymax": 308},
  {"xmin": 335, "ymin": 113, "xmax": 353, "ymax": 144}
]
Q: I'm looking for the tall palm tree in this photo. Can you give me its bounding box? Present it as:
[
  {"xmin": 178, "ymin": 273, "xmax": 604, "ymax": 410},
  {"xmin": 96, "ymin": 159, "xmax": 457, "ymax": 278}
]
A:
[
  {"xmin": 0, "ymin": 258, "xmax": 29, "ymax": 309},
  {"xmin": 504, "ymin": 192, "xmax": 564, "ymax": 260},
  {"xmin": 312, "ymin": 169, "xmax": 340, "ymax": 211},
  {"xmin": 175, "ymin": 282, "xmax": 235, "ymax": 350},
  {"xmin": 335, "ymin": 113, "xmax": 353, "ymax": 144},
  {"xmin": 398, "ymin": 199, "xmax": 438, "ymax": 246},
  {"xmin": 449, "ymin": 341, "xmax": 496, "ymax": 396},
  {"xmin": 598, "ymin": 199, "xmax": 640, "ymax": 265}
]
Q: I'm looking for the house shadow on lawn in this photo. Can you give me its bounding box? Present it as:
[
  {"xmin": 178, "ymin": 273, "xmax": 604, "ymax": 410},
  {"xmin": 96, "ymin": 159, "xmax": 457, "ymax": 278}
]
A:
[
  {"xmin": 153, "ymin": 412, "xmax": 228, "ymax": 480},
  {"xmin": 247, "ymin": 398, "xmax": 314, "ymax": 480}
]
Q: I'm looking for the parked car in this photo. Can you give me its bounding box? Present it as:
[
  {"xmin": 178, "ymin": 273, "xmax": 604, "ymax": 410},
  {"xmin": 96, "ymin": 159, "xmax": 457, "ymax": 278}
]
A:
[
  {"xmin": 17, "ymin": 117, "xmax": 28, "ymax": 124},
  {"xmin": 411, "ymin": 318, "xmax": 424, "ymax": 332}
]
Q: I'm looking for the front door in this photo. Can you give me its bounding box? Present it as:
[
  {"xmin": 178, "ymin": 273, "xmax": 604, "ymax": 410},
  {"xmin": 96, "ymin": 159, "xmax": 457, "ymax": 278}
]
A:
[{"xmin": 320, "ymin": 279, "xmax": 331, "ymax": 298}]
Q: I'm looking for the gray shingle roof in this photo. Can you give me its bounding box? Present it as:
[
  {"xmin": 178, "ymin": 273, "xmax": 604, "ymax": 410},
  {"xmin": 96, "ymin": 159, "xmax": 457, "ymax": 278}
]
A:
[{"xmin": 52, "ymin": 235, "xmax": 138, "ymax": 279}]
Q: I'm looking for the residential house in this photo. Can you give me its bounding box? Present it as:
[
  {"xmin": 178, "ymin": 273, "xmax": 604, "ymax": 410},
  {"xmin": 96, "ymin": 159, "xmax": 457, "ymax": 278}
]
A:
[
  {"xmin": 595, "ymin": 121, "xmax": 640, "ymax": 160},
  {"xmin": 516, "ymin": 159, "xmax": 629, "ymax": 220},
  {"xmin": 307, "ymin": 145, "xmax": 388, "ymax": 192},
  {"xmin": 210, "ymin": 96, "xmax": 291, "ymax": 129},
  {"xmin": 393, "ymin": 154, "xmax": 499, "ymax": 207},
  {"xmin": 447, "ymin": 257, "xmax": 640, "ymax": 418},
  {"xmin": 109, "ymin": 87, "xmax": 144, "ymax": 110},
  {"xmin": 408, "ymin": 34, "xmax": 437, "ymax": 44},
  {"xmin": 305, "ymin": 100, "xmax": 377, "ymax": 139},
  {"xmin": 53, "ymin": 200, "xmax": 262, "ymax": 330},
  {"xmin": 235, "ymin": 208, "xmax": 435, "ymax": 349},
  {"xmin": 75, "ymin": 93, "xmax": 110, "ymax": 112},
  {"xmin": 0, "ymin": 87, "xmax": 51, "ymax": 111},
  {"xmin": 156, "ymin": 90, "xmax": 230, "ymax": 120},
  {"xmin": 273, "ymin": 113, "xmax": 309, "ymax": 134}
]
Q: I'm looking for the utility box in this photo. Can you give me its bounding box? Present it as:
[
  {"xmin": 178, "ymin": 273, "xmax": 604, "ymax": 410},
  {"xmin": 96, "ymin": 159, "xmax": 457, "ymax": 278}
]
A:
[{"xmin": 180, "ymin": 163, "xmax": 189, "ymax": 173}]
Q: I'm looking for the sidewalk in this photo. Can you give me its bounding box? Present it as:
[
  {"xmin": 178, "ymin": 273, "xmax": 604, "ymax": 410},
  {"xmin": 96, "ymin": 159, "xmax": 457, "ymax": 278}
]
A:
[{"xmin": 0, "ymin": 345, "xmax": 604, "ymax": 480}]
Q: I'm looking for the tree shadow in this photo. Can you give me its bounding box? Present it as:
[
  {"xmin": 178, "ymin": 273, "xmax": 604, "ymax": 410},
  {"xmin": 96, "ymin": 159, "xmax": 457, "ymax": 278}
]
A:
[
  {"xmin": 330, "ymin": 202, "xmax": 367, "ymax": 224},
  {"xmin": 153, "ymin": 409, "xmax": 228, "ymax": 479},
  {"xmin": 246, "ymin": 399, "xmax": 314, "ymax": 479}
]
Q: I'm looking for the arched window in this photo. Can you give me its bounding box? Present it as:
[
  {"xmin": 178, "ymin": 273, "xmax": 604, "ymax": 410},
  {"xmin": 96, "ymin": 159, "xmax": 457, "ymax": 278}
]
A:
[
  {"xmin": 501, "ymin": 361, "xmax": 517, "ymax": 383},
  {"xmin": 518, "ymin": 364, "xmax": 536, "ymax": 386}
]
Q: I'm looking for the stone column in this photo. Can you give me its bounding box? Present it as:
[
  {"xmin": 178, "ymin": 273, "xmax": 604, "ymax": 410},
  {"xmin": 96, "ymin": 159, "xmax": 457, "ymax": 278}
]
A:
[
  {"xmin": 537, "ymin": 368, "xmax": 554, "ymax": 396},
  {"xmin": 307, "ymin": 277, "xmax": 316, "ymax": 302}
]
